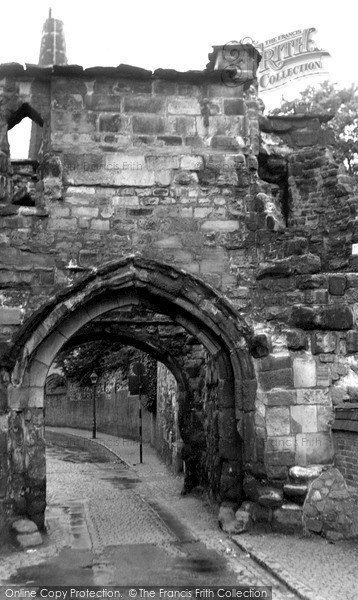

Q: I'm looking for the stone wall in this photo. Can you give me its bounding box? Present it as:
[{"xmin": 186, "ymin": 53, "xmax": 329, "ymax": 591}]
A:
[
  {"xmin": 154, "ymin": 363, "xmax": 181, "ymax": 470},
  {"xmin": 1, "ymin": 48, "xmax": 358, "ymax": 536}
]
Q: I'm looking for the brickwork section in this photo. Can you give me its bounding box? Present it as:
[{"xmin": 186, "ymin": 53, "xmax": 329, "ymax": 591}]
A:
[{"xmin": 333, "ymin": 431, "xmax": 358, "ymax": 488}]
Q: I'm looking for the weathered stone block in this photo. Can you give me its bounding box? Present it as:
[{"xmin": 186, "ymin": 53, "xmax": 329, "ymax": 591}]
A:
[
  {"xmin": 293, "ymin": 357, "xmax": 316, "ymax": 388},
  {"xmin": 48, "ymin": 218, "xmax": 77, "ymax": 230},
  {"xmin": 266, "ymin": 407, "xmax": 290, "ymax": 436},
  {"xmin": 291, "ymin": 254, "xmax": 321, "ymax": 275},
  {"xmin": 266, "ymin": 390, "xmax": 296, "ymax": 406},
  {"xmin": 123, "ymin": 96, "xmax": 165, "ymax": 113},
  {"xmin": 259, "ymin": 354, "xmax": 292, "ymax": 372},
  {"xmin": 157, "ymin": 135, "xmax": 182, "ymax": 146},
  {"xmin": 132, "ymin": 115, "xmax": 165, "ymax": 134},
  {"xmin": 257, "ymin": 488, "xmax": 283, "ymax": 507},
  {"xmin": 99, "ymin": 114, "xmax": 128, "ymax": 132},
  {"xmin": 289, "ymin": 465, "xmax": 325, "ymax": 482},
  {"xmin": 210, "ymin": 136, "xmax": 242, "ymax": 151},
  {"xmin": 295, "ymin": 432, "xmax": 334, "ymax": 465},
  {"xmin": 180, "ymin": 155, "xmax": 204, "ymax": 170},
  {"xmin": 346, "ymin": 330, "xmax": 358, "ymax": 353},
  {"xmin": 249, "ymin": 333, "xmax": 272, "ymax": 359},
  {"xmin": 105, "ymin": 153, "xmax": 146, "ymax": 170},
  {"xmin": 201, "ymin": 220, "xmax": 239, "ymax": 232},
  {"xmin": 17, "ymin": 532, "xmax": 43, "ymax": 548},
  {"xmin": 168, "ymin": 98, "xmax": 201, "ymax": 115},
  {"xmin": 86, "ymin": 94, "xmax": 121, "ymax": 111},
  {"xmin": 296, "ymin": 389, "xmax": 330, "ymax": 405},
  {"xmin": 71, "ymin": 206, "xmax": 99, "ymax": 218},
  {"xmin": 234, "ymin": 508, "xmax": 251, "ymax": 532},
  {"xmin": 145, "ymin": 155, "xmax": 179, "ymax": 170},
  {"xmin": 290, "ymin": 405, "xmax": 317, "ymax": 434},
  {"xmin": 318, "ymin": 305, "xmax": 354, "ymax": 330},
  {"xmin": 218, "ymin": 504, "xmax": 243, "ymax": 534},
  {"xmin": 252, "ymin": 504, "xmax": 272, "ymax": 523},
  {"xmin": 223, "ymin": 99, "xmax": 245, "ymax": 115},
  {"xmin": 272, "ymin": 504, "xmax": 303, "ymax": 532},
  {"xmin": 283, "ymin": 483, "xmax": 308, "ymax": 500},
  {"xmin": 290, "ymin": 305, "xmax": 316, "ymax": 329},
  {"xmin": 304, "ymin": 517, "xmax": 322, "ymax": 533},
  {"xmin": 284, "ymin": 237, "xmax": 308, "ymax": 256},
  {"xmin": 91, "ymin": 219, "xmax": 110, "ymax": 231},
  {"xmin": 311, "ymin": 332, "xmax": 337, "ymax": 354},
  {"xmin": 153, "ymin": 80, "xmax": 177, "ymax": 94},
  {"xmin": 266, "ymin": 436, "xmax": 295, "ymax": 453},
  {"xmin": 286, "ymin": 329, "xmax": 308, "ymax": 350},
  {"xmin": 168, "ymin": 116, "xmax": 196, "ymax": 137},
  {"xmin": 256, "ymin": 258, "xmax": 291, "ymax": 279},
  {"xmin": 329, "ymin": 275, "xmax": 347, "ymax": 296},
  {"xmin": 259, "ymin": 369, "xmax": 293, "ymax": 392},
  {"xmin": 265, "ymin": 450, "xmax": 296, "ymax": 466},
  {"xmin": 0, "ymin": 307, "xmax": 23, "ymax": 325},
  {"xmin": 11, "ymin": 519, "xmax": 38, "ymax": 534}
]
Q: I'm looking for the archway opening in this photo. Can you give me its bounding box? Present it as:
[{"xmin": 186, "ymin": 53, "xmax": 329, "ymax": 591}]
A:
[{"xmin": 5, "ymin": 258, "xmax": 254, "ymax": 529}]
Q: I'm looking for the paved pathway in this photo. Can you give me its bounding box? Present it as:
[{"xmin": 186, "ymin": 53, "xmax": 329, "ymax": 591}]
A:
[
  {"xmin": 1, "ymin": 426, "xmax": 357, "ymax": 599},
  {"xmin": 0, "ymin": 428, "xmax": 298, "ymax": 599},
  {"xmin": 63, "ymin": 427, "xmax": 358, "ymax": 600}
]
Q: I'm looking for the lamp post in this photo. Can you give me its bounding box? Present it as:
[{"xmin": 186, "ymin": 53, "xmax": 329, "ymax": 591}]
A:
[{"xmin": 90, "ymin": 370, "xmax": 98, "ymax": 439}]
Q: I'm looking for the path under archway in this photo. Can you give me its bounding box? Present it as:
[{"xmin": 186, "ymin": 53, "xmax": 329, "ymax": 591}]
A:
[{"xmin": 3, "ymin": 256, "xmax": 256, "ymax": 528}]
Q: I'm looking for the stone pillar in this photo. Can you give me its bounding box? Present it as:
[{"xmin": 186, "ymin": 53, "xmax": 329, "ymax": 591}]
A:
[{"xmin": 0, "ymin": 86, "xmax": 12, "ymax": 203}]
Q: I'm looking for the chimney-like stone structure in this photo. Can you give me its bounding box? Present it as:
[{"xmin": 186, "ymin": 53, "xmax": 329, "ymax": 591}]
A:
[{"xmin": 38, "ymin": 9, "xmax": 67, "ymax": 67}]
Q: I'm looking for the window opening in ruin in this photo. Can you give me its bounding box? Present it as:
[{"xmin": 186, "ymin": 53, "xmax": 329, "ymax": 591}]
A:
[
  {"xmin": 258, "ymin": 152, "xmax": 290, "ymax": 226},
  {"xmin": 7, "ymin": 104, "xmax": 44, "ymax": 206}
]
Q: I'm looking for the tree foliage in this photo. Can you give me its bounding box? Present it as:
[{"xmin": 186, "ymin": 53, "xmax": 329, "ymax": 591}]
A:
[
  {"xmin": 54, "ymin": 341, "xmax": 158, "ymax": 413},
  {"xmin": 270, "ymin": 81, "xmax": 358, "ymax": 176},
  {"xmin": 55, "ymin": 341, "xmax": 138, "ymax": 386}
]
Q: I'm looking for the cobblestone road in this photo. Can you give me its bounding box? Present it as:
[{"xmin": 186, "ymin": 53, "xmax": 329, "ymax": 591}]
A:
[{"xmin": 1, "ymin": 440, "xmax": 299, "ymax": 599}]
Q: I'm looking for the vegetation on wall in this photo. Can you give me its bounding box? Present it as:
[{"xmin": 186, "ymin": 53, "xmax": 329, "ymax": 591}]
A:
[
  {"xmin": 55, "ymin": 341, "xmax": 158, "ymax": 412},
  {"xmin": 270, "ymin": 81, "xmax": 358, "ymax": 176}
]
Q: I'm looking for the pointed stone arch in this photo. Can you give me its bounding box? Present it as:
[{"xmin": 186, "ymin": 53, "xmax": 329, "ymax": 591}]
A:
[
  {"xmin": 3, "ymin": 256, "xmax": 256, "ymax": 528},
  {"xmin": 7, "ymin": 103, "xmax": 44, "ymax": 131}
]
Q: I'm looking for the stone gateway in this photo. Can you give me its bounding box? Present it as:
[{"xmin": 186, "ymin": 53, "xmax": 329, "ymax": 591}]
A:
[{"xmin": 1, "ymin": 15, "xmax": 358, "ymax": 540}]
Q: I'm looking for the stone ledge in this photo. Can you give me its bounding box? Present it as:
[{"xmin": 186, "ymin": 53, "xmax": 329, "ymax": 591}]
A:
[{"xmin": 0, "ymin": 62, "xmax": 238, "ymax": 85}]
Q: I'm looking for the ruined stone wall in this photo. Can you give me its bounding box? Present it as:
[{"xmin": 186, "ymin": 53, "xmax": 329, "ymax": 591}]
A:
[
  {"xmin": 2, "ymin": 53, "xmax": 358, "ymax": 535},
  {"xmin": 0, "ymin": 69, "xmax": 260, "ymax": 346}
]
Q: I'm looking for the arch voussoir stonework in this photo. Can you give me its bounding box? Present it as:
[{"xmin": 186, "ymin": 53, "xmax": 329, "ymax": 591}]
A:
[{"xmin": 2, "ymin": 256, "xmax": 256, "ymax": 529}]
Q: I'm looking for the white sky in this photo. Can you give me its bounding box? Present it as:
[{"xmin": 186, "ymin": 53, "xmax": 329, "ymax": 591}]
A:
[{"xmin": 2, "ymin": 0, "xmax": 358, "ymax": 156}]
